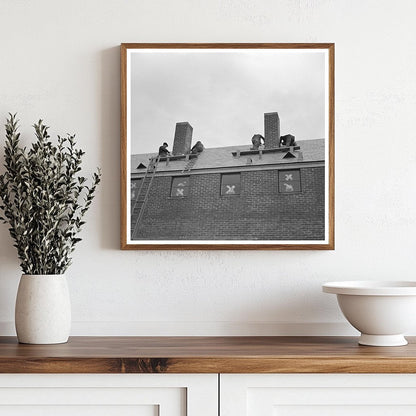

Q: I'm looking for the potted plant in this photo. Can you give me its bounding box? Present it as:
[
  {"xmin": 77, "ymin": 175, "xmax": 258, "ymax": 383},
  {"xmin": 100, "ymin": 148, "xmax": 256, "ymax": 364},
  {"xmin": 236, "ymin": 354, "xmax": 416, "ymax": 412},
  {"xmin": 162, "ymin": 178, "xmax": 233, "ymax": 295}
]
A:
[{"xmin": 0, "ymin": 114, "xmax": 101, "ymax": 344}]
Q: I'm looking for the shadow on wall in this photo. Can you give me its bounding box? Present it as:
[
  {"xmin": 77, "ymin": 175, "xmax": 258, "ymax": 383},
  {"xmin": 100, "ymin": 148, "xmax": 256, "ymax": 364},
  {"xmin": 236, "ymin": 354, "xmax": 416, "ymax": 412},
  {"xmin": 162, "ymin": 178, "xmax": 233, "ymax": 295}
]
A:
[
  {"xmin": 100, "ymin": 47, "xmax": 121, "ymax": 250},
  {"xmin": 0, "ymin": 120, "xmax": 19, "ymax": 323},
  {"xmin": 0, "ymin": 223, "xmax": 20, "ymax": 325},
  {"xmin": 227, "ymin": 281, "xmax": 340, "ymax": 335}
]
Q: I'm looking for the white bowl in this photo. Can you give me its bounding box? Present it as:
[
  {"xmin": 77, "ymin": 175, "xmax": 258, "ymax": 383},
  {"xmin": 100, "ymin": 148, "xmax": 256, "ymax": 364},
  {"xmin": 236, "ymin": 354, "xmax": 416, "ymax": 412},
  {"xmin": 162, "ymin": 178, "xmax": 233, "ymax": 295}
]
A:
[{"xmin": 323, "ymin": 281, "xmax": 416, "ymax": 346}]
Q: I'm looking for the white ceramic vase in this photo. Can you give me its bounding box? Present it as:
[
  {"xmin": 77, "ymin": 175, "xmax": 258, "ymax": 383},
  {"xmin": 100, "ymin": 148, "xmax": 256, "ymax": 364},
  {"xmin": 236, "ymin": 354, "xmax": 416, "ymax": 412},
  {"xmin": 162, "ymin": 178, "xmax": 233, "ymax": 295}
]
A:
[{"xmin": 15, "ymin": 274, "xmax": 71, "ymax": 344}]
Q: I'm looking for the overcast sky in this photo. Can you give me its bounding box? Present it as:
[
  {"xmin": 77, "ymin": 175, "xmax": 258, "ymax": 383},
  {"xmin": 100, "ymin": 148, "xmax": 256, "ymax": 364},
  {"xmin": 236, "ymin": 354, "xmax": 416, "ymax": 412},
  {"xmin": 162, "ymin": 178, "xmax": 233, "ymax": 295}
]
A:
[{"xmin": 130, "ymin": 49, "xmax": 326, "ymax": 155}]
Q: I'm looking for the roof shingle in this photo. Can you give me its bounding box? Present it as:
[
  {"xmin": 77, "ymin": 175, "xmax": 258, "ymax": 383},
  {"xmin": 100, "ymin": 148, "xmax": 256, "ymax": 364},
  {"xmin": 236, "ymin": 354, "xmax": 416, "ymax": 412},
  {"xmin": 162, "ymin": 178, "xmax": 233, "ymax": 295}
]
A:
[{"xmin": 131, "ymin": 139, "xmax": 325, "ymax": 174}]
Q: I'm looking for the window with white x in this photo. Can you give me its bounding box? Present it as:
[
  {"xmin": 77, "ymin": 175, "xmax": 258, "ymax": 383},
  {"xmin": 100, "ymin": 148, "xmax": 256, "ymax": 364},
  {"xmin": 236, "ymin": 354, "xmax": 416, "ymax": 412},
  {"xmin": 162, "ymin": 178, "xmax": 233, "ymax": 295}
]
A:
[
  {"xmin": 278, "ymin": 169, "xmax": 301, "ymax": 193},
  {"xmin": 221, "ymin": 173, "xmax": 241, "ymax": 196},
  {"xmin": 171, "ymin": 176, "xmax": 190, "ymax": 197}
]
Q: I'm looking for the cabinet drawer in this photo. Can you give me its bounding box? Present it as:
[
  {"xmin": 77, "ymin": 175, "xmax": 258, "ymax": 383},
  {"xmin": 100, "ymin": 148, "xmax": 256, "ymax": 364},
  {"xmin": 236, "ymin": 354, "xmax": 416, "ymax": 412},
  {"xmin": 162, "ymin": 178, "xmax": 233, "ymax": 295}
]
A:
[
  {"xmin": 221, "ymin": 374, "xmax": 416, "ymax": 416},
  {"xmin": 0, "ymin": 374, "xmax": 218, "ymax": 416}
]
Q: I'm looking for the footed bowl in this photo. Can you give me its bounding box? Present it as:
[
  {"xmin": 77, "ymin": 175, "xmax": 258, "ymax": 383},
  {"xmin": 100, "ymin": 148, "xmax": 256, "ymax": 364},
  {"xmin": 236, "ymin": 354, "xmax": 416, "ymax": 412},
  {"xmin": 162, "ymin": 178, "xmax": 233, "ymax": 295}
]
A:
[{"xmin": 322, "ymin": 281, "xmax": 416, "ymax": 346}]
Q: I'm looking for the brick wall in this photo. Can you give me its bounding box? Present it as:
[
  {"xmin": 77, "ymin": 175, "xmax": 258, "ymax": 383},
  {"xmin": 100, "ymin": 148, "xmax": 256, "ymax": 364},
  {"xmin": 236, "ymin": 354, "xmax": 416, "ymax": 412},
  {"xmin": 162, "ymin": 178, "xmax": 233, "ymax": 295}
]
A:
[
  {"xmin": 264, "ymin": 112, "xmax": 280, "ymax": 149},
  {"xmin": 172, "ymin": 122, "xmax": 193, "ymax": 155},
  {"xmin": 132, "ymin": 166, "xmax": 325, "ymax": 241}
]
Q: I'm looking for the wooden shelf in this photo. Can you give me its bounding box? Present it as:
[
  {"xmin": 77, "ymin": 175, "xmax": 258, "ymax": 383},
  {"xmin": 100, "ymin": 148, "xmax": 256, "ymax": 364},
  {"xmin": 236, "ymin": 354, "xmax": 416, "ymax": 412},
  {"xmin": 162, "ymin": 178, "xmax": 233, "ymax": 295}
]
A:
[{"xmin": 1, "ymin": 336, "xmax": 416, "ymax": 373}]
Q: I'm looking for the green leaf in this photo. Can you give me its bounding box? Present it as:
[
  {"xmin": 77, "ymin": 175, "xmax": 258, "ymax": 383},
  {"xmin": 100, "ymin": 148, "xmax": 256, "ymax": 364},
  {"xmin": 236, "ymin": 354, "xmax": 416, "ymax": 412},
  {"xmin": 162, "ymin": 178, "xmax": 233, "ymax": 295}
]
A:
[{"xmin": 0, "ymin": 113, "xmax": 101, "ymax": 274}]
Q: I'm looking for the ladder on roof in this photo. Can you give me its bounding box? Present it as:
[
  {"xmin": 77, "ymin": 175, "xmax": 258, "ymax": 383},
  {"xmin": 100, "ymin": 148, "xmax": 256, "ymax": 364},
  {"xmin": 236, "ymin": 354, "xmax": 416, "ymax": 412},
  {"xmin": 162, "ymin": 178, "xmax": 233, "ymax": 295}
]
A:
[
  {"xmin": 131, "ymin": 155, "xmax": 160, "ymax": 239},
  {"xmin": 181, "ymin": 155, "xmax": 198, "ymax": 173}
]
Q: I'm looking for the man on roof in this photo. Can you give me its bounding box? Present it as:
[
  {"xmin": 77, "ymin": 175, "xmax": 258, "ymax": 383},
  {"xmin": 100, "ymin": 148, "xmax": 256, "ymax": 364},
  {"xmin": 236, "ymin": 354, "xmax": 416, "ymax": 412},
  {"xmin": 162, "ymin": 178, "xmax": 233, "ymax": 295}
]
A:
[
  {"xmin": 251, "ymin": 134, "xmax": 264, "ymax": 150},
  {"xmin": 158, "ymin": 142, "xmax": 171, "ymax": 157}
]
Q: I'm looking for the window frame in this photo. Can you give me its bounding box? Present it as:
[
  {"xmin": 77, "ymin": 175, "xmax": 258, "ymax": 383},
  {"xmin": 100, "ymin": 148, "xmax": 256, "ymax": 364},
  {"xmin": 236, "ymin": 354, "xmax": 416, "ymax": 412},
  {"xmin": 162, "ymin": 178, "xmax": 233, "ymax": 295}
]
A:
[
  {"xmin": 170, "ymin": 175, "xmax": 191, "ymax": 198},
  {"xmin": 220, "ymin": 172, "xmax": 241, "ymax": 197},
  {"xmin": 278, "ymin": 169, "xmax": 302, "ymax": 194},
  {"xmin": 130, "ymin": 178, "xmax": 142, "ymax": 202}
]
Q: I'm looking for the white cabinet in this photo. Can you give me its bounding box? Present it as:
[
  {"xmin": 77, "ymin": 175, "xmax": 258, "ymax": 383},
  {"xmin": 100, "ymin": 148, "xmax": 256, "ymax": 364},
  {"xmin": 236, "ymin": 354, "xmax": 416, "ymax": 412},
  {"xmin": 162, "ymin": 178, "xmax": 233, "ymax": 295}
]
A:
[
  {"xmin": 220, "ymin": 374, "xmax": 416, "ymax": 416},
  {"xmin": 0, "ymin": 374, "xmax": 218, "ymax": 416},
  {"xmin": 4, "ymin": 373, "xmax": 416, "ymax": 415}
]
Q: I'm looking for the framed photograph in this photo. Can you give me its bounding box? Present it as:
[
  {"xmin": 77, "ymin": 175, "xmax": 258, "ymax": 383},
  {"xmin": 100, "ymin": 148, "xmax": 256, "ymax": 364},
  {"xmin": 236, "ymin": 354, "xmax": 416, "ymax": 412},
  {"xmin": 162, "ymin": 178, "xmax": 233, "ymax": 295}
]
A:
[{"xmin": 121, "ymin": 43, "xmax": 334, "ymax": 250}]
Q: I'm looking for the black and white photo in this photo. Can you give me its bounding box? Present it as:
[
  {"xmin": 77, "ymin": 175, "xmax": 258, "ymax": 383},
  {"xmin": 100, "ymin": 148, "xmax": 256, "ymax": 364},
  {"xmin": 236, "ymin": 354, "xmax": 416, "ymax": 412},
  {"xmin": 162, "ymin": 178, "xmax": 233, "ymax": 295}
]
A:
[{"xmin": 121, "ymin": 43, "xmax": 334, "ymax": 250}]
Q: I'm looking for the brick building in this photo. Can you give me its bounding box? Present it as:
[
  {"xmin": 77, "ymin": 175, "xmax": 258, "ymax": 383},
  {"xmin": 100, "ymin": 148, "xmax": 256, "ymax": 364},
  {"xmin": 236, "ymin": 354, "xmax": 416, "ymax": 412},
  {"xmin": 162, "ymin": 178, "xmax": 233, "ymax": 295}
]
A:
[{"xmin": 130, "ymin": 113, "xmax": 325, "ymax": 241}]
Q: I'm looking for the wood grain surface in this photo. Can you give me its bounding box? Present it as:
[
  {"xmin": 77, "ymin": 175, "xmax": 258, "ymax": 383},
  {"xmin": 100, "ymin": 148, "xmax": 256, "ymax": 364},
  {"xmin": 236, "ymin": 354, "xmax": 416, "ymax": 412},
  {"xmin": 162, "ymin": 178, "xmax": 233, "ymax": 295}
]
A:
[{"xmin": 0, "ymin": 336, "xmax": 415, "ymax": 374}]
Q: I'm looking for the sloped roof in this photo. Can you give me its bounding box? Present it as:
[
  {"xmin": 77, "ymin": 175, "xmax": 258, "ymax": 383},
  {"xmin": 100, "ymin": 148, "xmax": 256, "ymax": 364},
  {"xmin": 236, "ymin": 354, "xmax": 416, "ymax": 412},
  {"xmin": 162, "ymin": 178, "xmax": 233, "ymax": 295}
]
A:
[{"xmin": 131, "ymin": 139, "xmax": 325, "ymax": 174}]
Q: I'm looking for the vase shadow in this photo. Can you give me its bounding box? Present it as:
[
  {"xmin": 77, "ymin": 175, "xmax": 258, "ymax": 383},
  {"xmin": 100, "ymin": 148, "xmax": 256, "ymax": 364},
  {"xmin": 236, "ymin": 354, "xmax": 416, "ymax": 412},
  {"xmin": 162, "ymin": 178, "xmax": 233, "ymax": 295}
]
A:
[{"xmin": 99, "ymin": 46, "xmax": 121, "ymax": 250}]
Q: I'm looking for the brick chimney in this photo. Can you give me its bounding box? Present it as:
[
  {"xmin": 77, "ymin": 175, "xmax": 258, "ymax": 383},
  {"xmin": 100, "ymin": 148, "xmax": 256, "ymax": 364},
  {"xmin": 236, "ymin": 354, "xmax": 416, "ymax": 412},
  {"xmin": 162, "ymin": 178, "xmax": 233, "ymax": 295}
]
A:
[
  {"xmin": 172, "ymin": 122, "xmax": 193, "ymax": 155},
  {"xmin": 264, "ymin": 112, "xmax": 280, "ymax": 149}
]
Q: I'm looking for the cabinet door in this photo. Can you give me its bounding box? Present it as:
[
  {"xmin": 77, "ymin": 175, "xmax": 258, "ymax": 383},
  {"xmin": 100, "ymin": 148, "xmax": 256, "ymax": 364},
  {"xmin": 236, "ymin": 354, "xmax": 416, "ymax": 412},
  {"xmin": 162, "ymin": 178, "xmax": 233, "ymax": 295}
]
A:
[
  {"xmin": 221, "ymin": 374, "xmax": 416, "ymax": 416},
  {"xmin": 0, "ymin": 374, "xmax": 217, "ymax": 416}
]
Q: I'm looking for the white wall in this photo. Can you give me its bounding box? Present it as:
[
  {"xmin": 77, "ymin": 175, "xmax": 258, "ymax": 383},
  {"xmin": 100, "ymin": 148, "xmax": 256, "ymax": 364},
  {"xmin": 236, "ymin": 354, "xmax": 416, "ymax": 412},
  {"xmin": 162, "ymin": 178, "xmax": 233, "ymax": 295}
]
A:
[{"xmin": 0, "ymin": 0, "xmax": 415, "ymax": 336}]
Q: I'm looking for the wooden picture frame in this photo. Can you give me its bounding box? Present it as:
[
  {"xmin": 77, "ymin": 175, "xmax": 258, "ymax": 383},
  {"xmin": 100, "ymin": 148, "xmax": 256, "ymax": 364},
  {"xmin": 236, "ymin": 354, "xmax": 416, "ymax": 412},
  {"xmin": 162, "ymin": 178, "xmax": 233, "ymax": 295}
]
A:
[{"xmin": 121, "ymin": 43, "xmax": 334, "ymax": 250}]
